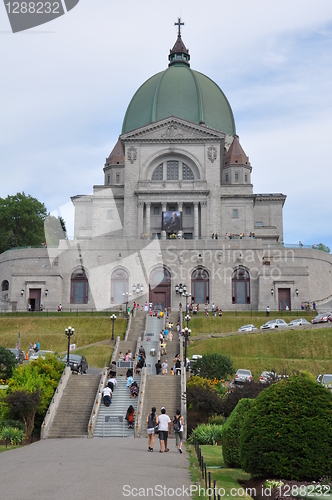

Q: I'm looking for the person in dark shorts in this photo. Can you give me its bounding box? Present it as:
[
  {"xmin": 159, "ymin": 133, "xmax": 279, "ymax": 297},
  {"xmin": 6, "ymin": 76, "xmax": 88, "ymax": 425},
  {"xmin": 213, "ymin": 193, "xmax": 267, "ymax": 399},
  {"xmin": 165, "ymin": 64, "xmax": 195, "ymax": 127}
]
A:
[
  {"xmin": 158, "ymin": 407, "xmax": 171, "ymax": 453},
  {"xmin": 173, "ymin": 409, "xmax": 184, "ymax": 453}
]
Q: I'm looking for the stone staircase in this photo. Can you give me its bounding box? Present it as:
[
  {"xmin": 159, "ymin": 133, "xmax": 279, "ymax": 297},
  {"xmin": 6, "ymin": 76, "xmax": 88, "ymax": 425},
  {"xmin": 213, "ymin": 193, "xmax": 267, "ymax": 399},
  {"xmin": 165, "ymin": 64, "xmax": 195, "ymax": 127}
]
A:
[
  {"xmin": 138, "ymin": 313, "xmax": 182, "ymax": 438},
  {"xmin": 94, "ymin": 375, "xmax": 140, "ymax": 438},
  {"xmin": 139, "ymin": 375, "xmax": 181, "ymax": 438},
  {"xmin": 47, "ymin": 373, "xmax": 100, "ymax": 438}
]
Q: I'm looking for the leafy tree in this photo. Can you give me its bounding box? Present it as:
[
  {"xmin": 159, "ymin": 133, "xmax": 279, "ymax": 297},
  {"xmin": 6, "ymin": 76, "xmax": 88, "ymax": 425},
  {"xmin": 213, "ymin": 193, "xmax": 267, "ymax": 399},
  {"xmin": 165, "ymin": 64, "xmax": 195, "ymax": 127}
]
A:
[
  {"xmin": 0, "ymin": 347, "xmax": 17, "ymax": 381},
  {"xmin": 240, "ymin": 374, "xmax": 332, "ymax": 480},
  {"xmin": 316, "ymin": 243, "xmax": 330, "ymax": 253},
  {"xmin": 222, "ymin": 398, "xmax": 254, "ymax": 467},
  {"xmin": 0, "ymin": 192, "xmax": 47, "ymax": 253},
  {"xmin": 6, "ymin": 355, "xmax": 64, "ymax": 434},
  {"xmin": 5, "ymin": 389, "xmax": 41, "ymax": 438},
  {"xmin": 44, "ymin": 215, "xmax": 67, "ymax": 246},
  {"xmin": 190, "ymin": 353, "xmax": 235, "ymax": 380}
]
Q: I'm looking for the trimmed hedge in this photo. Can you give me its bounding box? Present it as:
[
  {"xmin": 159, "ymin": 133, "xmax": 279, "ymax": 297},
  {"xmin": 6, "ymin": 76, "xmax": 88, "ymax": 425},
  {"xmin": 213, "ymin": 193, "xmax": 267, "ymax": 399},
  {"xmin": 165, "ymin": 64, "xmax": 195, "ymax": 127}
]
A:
[
  {"xmin": 222, "ymin": 398, "xmax": 254, "ymax": 468},
  {"xmin": 240, "ymin": 374, "xmax": 332, "ymax": 480}
]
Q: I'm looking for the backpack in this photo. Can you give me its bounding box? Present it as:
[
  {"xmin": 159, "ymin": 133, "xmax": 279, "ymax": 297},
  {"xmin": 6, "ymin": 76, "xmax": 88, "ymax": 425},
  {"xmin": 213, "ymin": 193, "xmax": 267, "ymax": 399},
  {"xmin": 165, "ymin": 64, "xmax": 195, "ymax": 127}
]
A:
[
  {"xmin": 176, "ymin": 359, "xmax": 181, "ymax": 369},
  {"xmin": 173, "ymin": 416, "xmax": 181, "ymax": 432},
  {"xmin": 147, "ymin": 413, "xmax": 156, "ymax": 429},
  {"xmin": 108, "ymin": 381, "xmax": 114, "ymax": 391}
]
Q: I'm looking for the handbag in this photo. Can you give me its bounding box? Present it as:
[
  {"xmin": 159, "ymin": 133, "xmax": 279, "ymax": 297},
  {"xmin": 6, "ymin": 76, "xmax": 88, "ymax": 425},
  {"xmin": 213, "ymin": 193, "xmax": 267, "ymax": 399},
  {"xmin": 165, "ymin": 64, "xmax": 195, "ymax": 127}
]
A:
[{"xmin": 154, "ymin": 424, "xmax": 159, "ymax": 434}]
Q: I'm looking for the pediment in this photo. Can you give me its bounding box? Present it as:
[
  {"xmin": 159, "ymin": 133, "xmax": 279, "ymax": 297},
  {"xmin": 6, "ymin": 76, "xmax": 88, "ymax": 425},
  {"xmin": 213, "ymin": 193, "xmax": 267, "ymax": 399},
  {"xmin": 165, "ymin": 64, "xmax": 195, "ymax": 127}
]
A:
[{"xmin": 120, "ymin": 117, "xmax": 225, "ymax": 143}]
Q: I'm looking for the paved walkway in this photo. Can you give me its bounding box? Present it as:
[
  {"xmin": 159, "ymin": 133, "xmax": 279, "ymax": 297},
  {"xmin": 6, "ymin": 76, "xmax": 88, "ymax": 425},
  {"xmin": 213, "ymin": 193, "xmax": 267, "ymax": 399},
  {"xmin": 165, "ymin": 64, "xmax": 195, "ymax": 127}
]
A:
[{"xmin": 1, "ymin": 437, "xmax": 192, "ymax": 500}]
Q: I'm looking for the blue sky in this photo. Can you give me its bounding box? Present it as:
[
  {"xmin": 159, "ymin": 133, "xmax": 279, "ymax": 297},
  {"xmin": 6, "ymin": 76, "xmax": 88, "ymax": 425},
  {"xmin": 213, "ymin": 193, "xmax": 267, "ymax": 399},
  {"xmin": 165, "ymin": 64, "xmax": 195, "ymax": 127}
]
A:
[{"xmin": 0, "ymin": 0, "xmax": 332, "ymax": 249}]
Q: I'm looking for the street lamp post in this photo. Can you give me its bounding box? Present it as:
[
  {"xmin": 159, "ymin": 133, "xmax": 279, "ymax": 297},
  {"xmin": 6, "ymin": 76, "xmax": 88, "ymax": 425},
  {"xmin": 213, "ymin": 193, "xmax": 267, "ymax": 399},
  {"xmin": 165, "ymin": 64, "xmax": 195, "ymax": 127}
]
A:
[
  {"xmin": 183, "ymin": 317, "xmax": 191, "ymax": 372},
  {"xmin": 64, "ymin": 326, "xmax": 75, "ymax": 366},
  {"xmin": 110, "ymin": 314, "xmax": 116, "ymax": 341},
  {"xmin": 132, "ymin": 283, "xmax": 144, "ymax": 295}
]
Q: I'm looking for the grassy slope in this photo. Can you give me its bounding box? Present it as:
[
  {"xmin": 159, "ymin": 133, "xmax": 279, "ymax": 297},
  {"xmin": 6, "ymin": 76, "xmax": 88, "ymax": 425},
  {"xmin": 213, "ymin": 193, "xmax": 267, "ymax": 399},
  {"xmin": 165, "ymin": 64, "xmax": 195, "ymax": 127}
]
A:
[
  {"xmin": 188, "ymin": 327, "xmax": 332, "ymax": 380},
  {"xmin": 0, "ymin": 316, "xmax": 127, "ymax": 368},
  {"xmin": 187, "ymin": 311, "xmax": 315, "ymax": 336},
  {"xmin": 188, "ymin": 444, "xmax": 250, "ymax": 499}
]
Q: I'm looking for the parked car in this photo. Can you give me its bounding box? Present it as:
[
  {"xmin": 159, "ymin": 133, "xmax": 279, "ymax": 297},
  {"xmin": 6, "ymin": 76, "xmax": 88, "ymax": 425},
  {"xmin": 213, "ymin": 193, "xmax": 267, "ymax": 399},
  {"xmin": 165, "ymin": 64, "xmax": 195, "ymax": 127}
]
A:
[
  {"xmin": 7, "ymin": 348, "xmax": 25, "ymax": 364},
  {"xmin": 234, "ymin": 369, "xmax": 253, "ymax": 383},
  {"xmin": 259, "ymin": 371, "xmax": 279, "ymax": 384},
  {"xmin": 29, "ymin": 349, "xmax": 54, "ymax": 361},
  {"xmin": 288, "ymin": 318, "xmax": 311, "ymax": 327},
  {"xmin": 62, "ymin": 354, "xmax": 88, "ymax": 374},
  {"xmin": 318, "ymin": 374, "xmax": 332, "ymax": 390},
  {"xmin": 311, "ymin": 312, "xmax": 332, "ymax": 324},
  {"xmin": 260, "ymin": 319, "xmax": 288, "ymax": 330},
  {"xmin": 238, "ymin": 324, "xmax": 258, "ymax": 333}
]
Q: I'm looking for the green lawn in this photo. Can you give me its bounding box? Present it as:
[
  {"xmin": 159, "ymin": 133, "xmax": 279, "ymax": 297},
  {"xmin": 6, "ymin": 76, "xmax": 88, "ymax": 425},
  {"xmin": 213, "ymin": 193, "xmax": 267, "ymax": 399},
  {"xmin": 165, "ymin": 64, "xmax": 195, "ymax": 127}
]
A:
[
  {"xmin": 0, "ymin": 316, "xmax": 127, "ymax": 367},
  {"xmin": 186, "ymin": 310, "xmax": 315, "ymax": 336},
  {"xmin": 188, "ymin": 328, "xmax": 332, "ymax": 380},
  {"xmin": 188, "ymin": 444, "xmax": 251, "ymax": 499}
]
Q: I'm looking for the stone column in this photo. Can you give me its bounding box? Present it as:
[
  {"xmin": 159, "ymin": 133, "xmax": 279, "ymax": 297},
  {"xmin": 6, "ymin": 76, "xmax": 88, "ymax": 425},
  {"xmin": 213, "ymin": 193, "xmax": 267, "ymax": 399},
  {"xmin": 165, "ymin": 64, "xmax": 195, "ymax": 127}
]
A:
[
  {"xmin": 138, "ymin": 201, "xmax": 144, "ymax": 238},
  {"xmin": 145, "ymin": 202, "xmax": 151, "ymax": 239},
  {"xmin": 194, "ymin": 202, "xmax": 199, "ymax": 240},
  {"xmin": 201, "ymin": 201, "xmax": 207, "ymax": 239},
  {"xmin": 161, "ymin": 203, "xmax": 167, "ymax": 240}
]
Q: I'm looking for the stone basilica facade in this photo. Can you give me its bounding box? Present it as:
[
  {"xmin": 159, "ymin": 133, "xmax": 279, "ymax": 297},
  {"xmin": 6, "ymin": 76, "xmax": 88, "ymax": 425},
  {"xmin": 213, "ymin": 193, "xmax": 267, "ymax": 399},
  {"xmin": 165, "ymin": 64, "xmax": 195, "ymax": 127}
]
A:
[{"xmin": 1, "ymin": 25, "xmax": 332, "ymax": 312}]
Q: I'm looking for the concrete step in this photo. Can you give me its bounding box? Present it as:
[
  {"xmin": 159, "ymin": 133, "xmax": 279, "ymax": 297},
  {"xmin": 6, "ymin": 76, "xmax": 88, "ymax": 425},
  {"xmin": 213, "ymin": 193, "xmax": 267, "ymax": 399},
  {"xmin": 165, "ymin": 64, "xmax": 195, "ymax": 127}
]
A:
[
  {"xmin": 47, "ymin": 374, "xmax": 100, "ymax": 438},
  {"xmin": 139, "ymin": 375, "xmax": 181, "ymax": 438}
]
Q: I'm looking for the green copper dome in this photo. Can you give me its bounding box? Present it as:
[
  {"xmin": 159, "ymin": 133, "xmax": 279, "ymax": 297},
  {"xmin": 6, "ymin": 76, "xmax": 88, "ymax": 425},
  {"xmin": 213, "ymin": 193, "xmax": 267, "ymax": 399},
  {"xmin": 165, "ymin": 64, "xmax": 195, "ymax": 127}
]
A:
[{"xmin": 121, "ymin": 32, "xmax": 236, "ymax": 136}]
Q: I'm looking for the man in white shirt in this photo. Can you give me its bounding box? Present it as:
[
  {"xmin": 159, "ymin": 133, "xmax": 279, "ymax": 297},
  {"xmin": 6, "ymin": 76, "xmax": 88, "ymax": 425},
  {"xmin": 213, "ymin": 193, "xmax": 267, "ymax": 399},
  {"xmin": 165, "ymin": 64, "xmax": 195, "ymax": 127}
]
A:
[
  {"xmin": 158, "ymin": 407, "xmax": 171, "ymax": 452},
  {"xmin": 108, "ymin": 376, "xmax": 117, "ymax": 389},
  {"xmin": 102, "ymin": 385, "xmax": 112, "ymax": 406}
]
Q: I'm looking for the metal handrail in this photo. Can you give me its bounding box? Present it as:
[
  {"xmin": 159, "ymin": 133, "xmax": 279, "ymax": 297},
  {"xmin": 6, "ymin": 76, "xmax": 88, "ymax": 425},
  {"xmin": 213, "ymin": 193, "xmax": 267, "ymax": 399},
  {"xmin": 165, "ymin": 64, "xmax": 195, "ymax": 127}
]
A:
[
  {"xmin": 124, "ymin": 313, "xmax": 132, "ymax": 341},
  {"xmin": 88, "ymin": 363, "xmax": 108, "ymax": 438},
  {"xmin": 180, "ymin": 337, "xmax": 187, "ymax": 441},
  {"xmin": 135, "ymin": 366, "xmax": 147, "ymax": 438}
]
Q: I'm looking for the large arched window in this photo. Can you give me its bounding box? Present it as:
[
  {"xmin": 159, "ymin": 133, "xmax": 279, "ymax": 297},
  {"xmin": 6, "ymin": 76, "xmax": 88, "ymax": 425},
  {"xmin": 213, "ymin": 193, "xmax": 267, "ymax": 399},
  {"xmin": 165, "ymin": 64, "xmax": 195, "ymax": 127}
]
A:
[
  {"xmin": 1, "ymin": 280, "xmax": 9, "ymax": 292},
  {"xmin": 191, "ymin": 268, "xmax": 209, "ymax": 304},
  {"xmin": 70, "ymin": 269, "xmax": 88, "ymax": 304},
  {"xmin": 111, "ymin": 268, "xmax": 129, "ymax": 304},
  {"xmin": 152, "ymin": 164, "xmax": 163, "ymax": 181},
  {"xmin": 232, "ymin": 268, "xmax": 250, "ymax": 304}
]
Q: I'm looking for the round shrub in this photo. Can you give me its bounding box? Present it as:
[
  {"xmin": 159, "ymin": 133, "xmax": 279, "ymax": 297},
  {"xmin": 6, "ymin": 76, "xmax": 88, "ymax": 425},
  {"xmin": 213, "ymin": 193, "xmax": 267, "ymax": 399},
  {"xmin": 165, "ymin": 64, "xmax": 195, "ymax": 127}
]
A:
[
  {"xmin": 222, "ymin": 398, "xmax": 254, "ymax": 468},
  {"xmin": 240, "ymin": 374, "xmax": 332, "ymax": 480}
]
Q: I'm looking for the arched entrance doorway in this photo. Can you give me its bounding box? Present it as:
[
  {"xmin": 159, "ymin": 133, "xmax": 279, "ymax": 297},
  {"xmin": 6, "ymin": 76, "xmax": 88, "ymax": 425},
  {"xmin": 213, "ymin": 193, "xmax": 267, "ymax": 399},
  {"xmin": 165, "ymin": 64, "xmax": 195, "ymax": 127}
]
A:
[{"xmin": 149, "ymin": 267, "xmax": 171, "ymax": 310}]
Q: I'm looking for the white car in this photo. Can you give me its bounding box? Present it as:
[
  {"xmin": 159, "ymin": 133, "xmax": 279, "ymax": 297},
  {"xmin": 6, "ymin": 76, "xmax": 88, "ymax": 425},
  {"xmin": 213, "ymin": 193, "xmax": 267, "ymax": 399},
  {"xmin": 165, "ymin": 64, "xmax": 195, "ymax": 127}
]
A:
[
  {"xmin": 260, "ymin": 319, "xmax": 288, "ymax": 330},
  {"xmin": 238, "ymin": 324, "xmax": 258, "ymax": 333},
  {"xmin": 288, "ymin": 318, "xmax": 311, "ymax": 327},
  {"xmin": 259, "ymin": 371, "xmax": 279, "ymax": 384},
  {"xmin": 234, "ymin": 369, "xmax": 253, "ymax": 383},
  {"xmin": 29, "ymin": 350, "xmax": 54, "ymax": 361}
]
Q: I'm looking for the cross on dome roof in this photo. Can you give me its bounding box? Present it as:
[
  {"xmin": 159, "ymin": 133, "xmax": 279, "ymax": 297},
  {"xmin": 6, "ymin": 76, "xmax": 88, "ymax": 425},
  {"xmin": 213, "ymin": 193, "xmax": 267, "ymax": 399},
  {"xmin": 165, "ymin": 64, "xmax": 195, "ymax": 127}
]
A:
[
  {"xmin": 169, "ymin": 17, "xmax": 190, "ymax": 67},
  {"xmin": 175, "ymin": 17, "xmax": 184, "ymax": 38}
]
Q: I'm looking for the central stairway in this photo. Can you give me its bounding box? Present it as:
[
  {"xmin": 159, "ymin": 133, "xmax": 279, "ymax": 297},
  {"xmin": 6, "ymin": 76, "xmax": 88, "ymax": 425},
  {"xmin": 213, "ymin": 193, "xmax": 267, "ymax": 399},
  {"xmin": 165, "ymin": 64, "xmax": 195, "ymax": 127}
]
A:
[{"xmin": 93, "ymin": 375, "xmax": 140, "ymax": 438}]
